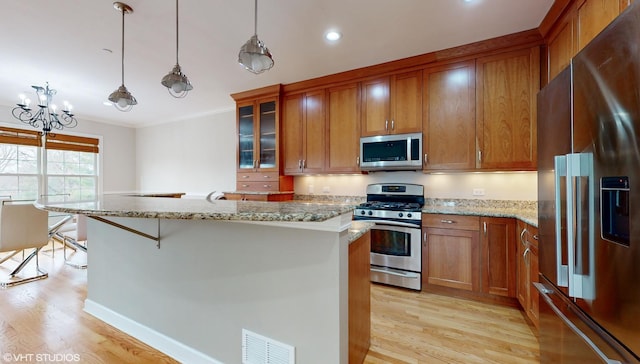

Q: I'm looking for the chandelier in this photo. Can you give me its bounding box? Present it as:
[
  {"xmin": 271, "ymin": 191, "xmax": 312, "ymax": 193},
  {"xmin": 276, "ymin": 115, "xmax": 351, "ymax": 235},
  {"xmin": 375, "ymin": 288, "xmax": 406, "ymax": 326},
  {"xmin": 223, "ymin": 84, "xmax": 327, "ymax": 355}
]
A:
[{"xmin": 12, "ymin": 83, "xmax": 77, "ymax": 135}]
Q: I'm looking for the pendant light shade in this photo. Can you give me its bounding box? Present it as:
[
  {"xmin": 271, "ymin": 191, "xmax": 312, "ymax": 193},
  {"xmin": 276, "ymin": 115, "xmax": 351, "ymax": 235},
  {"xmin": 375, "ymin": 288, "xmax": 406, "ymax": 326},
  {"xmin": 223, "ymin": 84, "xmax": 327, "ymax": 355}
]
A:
[
  {"xmin": 161, "ymin": 0, "xmax": 193, "ymax": 98},
  {"xmin": 238, "ymin": 0, "xmax": 274, "ymax": 74},
  {"xmin": 108, "ymin": 2, "xmax": 137, "ymax": 112}
]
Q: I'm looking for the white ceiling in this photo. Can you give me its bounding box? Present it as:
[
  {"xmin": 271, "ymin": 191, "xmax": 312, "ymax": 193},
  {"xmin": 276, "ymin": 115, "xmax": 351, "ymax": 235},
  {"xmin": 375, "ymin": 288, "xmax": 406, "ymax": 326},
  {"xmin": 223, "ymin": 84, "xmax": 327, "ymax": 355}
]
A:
[{"xmin": 0, "ymin": 0, "xmax": 554, "ymax": 128}]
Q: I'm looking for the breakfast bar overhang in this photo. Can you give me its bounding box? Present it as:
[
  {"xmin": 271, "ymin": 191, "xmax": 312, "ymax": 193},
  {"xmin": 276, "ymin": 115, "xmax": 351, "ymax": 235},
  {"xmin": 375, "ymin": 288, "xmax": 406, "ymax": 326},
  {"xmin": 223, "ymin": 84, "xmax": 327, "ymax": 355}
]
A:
[{"xmin": 36, "ymin": 195, "xmax": 368, "ymax": 364}]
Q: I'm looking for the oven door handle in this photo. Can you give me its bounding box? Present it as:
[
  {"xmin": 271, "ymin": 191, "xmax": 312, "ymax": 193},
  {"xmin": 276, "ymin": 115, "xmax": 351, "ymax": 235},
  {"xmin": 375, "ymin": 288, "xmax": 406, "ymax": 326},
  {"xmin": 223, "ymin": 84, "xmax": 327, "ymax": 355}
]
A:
[
  {"xmin": 371, "ymin": 267, "xmax": 420, "ymax": 279},
  {"xmin": 356, "ymin": 219, "xmax": 421, "ymax": 229}
]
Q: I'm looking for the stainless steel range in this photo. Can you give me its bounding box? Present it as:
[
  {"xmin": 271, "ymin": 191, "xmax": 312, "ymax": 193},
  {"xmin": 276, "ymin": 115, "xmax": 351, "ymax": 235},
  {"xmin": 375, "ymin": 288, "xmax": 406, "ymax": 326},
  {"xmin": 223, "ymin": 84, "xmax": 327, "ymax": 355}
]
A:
[{"xmin": 354, "ymin": 183, "xmax": 424, "ymax": 290}]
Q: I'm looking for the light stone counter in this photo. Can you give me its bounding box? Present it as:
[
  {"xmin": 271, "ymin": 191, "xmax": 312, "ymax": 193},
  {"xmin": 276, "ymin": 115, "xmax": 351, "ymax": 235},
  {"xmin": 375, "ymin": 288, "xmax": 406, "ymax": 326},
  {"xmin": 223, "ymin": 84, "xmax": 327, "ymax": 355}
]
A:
[
  {"xmin": 422, "ymin": 198, "xmax": 538, "ymax": 227},
  {"xmin": 36, "ymin": 194, "xmax": 354, "ymax": 223}
]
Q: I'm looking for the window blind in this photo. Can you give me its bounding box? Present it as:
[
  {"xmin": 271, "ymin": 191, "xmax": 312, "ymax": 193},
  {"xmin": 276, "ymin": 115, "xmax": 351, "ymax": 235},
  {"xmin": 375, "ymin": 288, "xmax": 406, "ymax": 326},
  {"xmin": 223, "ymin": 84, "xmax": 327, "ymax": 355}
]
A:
[
  {"xmin": 0, "ymin": 126, "xmax": 42, "ymax": 147},
  {"xmin": 45, "ymin": 133, "xmax": 99, "ymax": 153}
]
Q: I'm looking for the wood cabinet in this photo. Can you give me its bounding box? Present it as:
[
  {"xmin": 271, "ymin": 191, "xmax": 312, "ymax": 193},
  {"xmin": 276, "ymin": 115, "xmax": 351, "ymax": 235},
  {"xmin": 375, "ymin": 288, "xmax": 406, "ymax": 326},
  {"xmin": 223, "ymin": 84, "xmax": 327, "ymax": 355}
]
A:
[
  {"xmin": 517, "ymin": 220, "xmax": 539, "ymax": 328},
  {"xmin": 282, "ymin": 90, "xmax": 326, "ymax": 175},
  {"xmin": 326, "ymin": 83, "xmax": 361, "ymax": 173},
  {"xmin": 231, "ymin": 85, "xmax": 292, "ymax": 195},
  {"xmin": 223, "ymin": 192, "xmax": 294, "ymax": 201},
  {"xmin": 543, "ymin": 0, "xmax": 633, "ymax": 83},
  {"xmin": 423, "ymin": 214, "xmax": 517, "ymax": 301},
  {"xmin": 349, "ymin": 230, "xmax": 371, "ymax": 364},
  {"xmin": 423, "ymin": 61, "xmax": 476, "ymax": 170},
  {"xmin": 476, "ymin": 47, "xmax": 539, "ymax": 170},
  {"xmin": 361, "ymin": 71, "xmax": 422, "ymax": 136},
  {"xmin": 422, "ymin": 214, "xmax": 480, "ymax": 292},
  {"xmin": 481, "ymin": 217, "xmax": 517, "ymax": 297}
]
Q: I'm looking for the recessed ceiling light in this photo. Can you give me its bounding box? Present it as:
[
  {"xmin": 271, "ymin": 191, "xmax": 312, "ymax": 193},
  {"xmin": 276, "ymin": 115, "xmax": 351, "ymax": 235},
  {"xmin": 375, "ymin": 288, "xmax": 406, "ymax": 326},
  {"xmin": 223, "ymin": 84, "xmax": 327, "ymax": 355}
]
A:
[{"xmin": 325, "ymin": 31, "xmax": 342, "ymax": 41}]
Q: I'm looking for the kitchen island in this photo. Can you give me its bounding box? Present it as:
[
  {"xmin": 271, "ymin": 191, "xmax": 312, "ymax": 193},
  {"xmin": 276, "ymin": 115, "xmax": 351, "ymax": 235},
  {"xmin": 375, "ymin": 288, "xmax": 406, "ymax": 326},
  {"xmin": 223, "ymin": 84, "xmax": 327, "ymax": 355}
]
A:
[{"xmin": 36, "ymin": 195, "xmax": 369, "ymax": 364}]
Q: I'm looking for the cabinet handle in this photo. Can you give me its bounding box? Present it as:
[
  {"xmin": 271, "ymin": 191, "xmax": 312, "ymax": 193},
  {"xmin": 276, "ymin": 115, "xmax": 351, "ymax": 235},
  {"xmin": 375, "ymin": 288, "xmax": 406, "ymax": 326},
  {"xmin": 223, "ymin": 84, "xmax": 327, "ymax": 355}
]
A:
[
  {"xmin": 478, "ymin": 151, "xmax": 482, "ymax": 162},
  {"xmin": 391, "ymin": 120, "xmax": 395, "ymax": 130},
  {"xmin": 440, "ymin": 219, "xmax": 455, "ymax": 224},
  {"xmin": 520, "ymin": 228, "xmax": 527, "ymax": 245},
  {"xmin": 385, "ymin": 120, "xmax": 389, "ymax": 131},
  {"xmin": 242, "ymin": 175, "xmax": 250, "ymax": 179},
  {"xmin": 524, "ymin": 247, "xmax": 531, "ymax": 265},
  {"xmin": 356, "ymin": 156, "xmax": 360, "ymax": 166},
  {"xmin": 533, "ymin": 234, "xmax": 539, "ymax": 240},
  {"xmin": 424, "ymin": 153, "xmax": 428, "ymax": 165},
  {"xmin": 298, "ymin": 160, "xmax": 302, "ymax": 170},
  {"xmin": 483, "ymin": 221, "xmax": 487, "ymax": 235},
  {"xmin": 263, "ymin": 175, "xmax": 271, "ymax": 179},
  {"xmin": 242, "ymin": 184, "xmax": 250, "ymax": 188},
  {"xmin": 302, "ymin": 159, "xmax": 306, "ymax": 169},
  {"xmin": 263, "ymin": 184, "xmax": 272, "ymax": 188}
]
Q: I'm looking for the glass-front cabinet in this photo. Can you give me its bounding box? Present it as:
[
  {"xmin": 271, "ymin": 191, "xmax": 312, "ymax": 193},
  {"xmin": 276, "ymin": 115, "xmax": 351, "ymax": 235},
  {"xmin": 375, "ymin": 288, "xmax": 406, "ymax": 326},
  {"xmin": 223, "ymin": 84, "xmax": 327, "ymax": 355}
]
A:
[
  {"xmin": 237, "ymin": 98, "xmax": 277, "ymax": 171},
  {"xmin": 229, "ymin": 85, "xmax": 293, "ymax": 198}
]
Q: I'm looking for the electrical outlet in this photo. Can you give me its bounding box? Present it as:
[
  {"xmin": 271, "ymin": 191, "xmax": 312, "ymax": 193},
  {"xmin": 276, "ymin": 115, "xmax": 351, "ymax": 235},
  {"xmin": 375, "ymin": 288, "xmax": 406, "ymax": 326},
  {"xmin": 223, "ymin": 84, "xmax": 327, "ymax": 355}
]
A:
[
  {"xmin": 308, "ymin": 184, "xmax": 314, "ymax": 194},
  {"xmin": 472, "ymin": 188, "xmax": 485, "ymax": 196},
  {"xmin": 322, "ymin": 186, "xmax": 331, "ymax": 193}
]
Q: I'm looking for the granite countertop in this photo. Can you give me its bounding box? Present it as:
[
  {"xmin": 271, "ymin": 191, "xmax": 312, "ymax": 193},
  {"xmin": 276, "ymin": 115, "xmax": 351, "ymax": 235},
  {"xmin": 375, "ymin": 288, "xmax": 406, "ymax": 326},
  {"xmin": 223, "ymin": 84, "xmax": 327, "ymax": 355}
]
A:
[
  {"xmin": 348, "ymin": 221, "xmax": 374, "ymax": 243},
  {"xmin": 421, "ymin": 198, "xmax": 538, "ymax": 227},
  {"xmin": 36, "ymin": 195, "xmax": 354, "ymax": 222}
]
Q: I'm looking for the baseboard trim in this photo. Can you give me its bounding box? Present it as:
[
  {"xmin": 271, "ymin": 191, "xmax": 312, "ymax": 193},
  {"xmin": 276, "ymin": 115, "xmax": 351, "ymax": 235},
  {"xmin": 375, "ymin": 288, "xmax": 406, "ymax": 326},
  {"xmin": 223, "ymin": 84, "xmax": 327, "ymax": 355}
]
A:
[{"xmin": 84, "ymin": 299, "xmax": 222, "ymax": 364}]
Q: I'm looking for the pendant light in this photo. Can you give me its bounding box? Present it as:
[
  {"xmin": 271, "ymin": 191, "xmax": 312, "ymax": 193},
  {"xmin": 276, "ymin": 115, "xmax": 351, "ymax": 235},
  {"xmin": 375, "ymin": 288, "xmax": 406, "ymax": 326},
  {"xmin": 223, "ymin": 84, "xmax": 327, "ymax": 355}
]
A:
[
  {"xmin": 108, "ymin": 2, "xmax": 137, "ymax": 112},
  {"xmin": 161, "ymin": 0, "xmax": 193, "ymax": 98},
  {"xmin": 238, "ymin": 0, "xmax": 274, "ymax": 74}
]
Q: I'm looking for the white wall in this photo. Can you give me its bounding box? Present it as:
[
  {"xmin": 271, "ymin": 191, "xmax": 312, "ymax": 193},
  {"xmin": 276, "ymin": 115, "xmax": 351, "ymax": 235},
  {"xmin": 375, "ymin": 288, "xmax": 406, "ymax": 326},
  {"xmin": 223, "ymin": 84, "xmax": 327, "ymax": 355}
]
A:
[
  {"xmin": 135, "ymin": 110, "xmax": 236, "ymax": 196},
  {"xmin": 0, "ymin": 104, "xmax": 136, "ymax": 194},
  {"xmin": 295, "ymin": 171, "xmax": 538, "ymax": 200}
]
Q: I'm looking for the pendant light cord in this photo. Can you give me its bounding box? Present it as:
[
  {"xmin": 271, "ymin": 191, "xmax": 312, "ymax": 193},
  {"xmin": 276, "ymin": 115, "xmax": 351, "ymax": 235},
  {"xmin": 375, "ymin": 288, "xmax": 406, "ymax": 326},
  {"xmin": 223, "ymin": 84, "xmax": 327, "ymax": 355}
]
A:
[
  {"xmin": 120, "ymin": 7, "xmax": 125, "ymax": 86},
  {"xmin": 253, "ymin": 0, "xmax": 258, "ymax": 36},
  {"xmin": 176, "ymin": 0, "xmax": 180, "ymax": 65}
]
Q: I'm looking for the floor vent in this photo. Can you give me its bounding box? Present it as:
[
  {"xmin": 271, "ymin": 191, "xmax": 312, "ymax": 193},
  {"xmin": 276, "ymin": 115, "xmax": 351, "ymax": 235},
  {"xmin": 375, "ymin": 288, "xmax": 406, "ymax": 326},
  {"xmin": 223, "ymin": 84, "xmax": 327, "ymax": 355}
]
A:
[{"xmin": 242, "ymin": 329, "xmax": 295, "ymax": 364}]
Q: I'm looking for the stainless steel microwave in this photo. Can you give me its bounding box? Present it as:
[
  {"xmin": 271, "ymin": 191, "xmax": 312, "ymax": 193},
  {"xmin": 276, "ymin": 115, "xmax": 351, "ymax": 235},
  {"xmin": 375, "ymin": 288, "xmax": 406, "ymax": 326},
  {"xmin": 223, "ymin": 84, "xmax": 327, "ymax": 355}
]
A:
[{"xmin": 360, "ymin": 133, "xmax": 423, "ymax": 171}]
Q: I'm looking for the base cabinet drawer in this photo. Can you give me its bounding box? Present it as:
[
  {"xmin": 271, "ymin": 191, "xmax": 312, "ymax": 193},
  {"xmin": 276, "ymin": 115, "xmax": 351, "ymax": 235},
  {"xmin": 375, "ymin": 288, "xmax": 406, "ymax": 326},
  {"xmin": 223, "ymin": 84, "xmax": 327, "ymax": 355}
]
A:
[
  {"xmin": 422, "ymin": 214, "xmax": 480, "ymax": 230},
  {"xmin": 223, "ymin": 193, "xmax": 293, "ymax": 201},
  {"xmin": 236, "ymin": 181, "xmax": 281, "ymax": 192}
]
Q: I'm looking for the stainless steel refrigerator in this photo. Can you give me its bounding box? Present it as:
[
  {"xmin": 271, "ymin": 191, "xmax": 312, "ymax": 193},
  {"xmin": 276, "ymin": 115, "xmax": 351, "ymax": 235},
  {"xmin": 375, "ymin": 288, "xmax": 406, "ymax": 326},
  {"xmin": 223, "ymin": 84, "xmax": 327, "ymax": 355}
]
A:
[{"xmin": 536, "ymin": 2, "xmax": 640, "ymax": 363}]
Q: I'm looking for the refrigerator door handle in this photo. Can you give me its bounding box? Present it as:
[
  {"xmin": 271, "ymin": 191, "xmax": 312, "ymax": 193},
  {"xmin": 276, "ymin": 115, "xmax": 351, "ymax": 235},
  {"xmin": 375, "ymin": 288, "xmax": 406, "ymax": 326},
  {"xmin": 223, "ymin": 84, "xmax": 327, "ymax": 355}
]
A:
[
  {"xmin": 566, "ymin": 153, "xmax": 596, "ymax": 300},
  {"xmin": 534, "ymin": 282, "xmax": 622, "ymax": 364},
  {"xmin": 554, "ymin": 155, "xmax": 569, "ymax": 287}
]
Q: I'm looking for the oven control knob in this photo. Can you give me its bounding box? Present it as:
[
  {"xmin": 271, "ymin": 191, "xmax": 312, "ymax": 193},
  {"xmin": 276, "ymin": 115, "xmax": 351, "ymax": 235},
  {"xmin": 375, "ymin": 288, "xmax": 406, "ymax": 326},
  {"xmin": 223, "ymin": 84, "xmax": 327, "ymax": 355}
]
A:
[
  {"xmin": 367, "ymin": 211, "xmax": 373, "ymax": 216},
  {"xmin": 407, "ymin": 213, "xmax": 412, "ymax": 218},
  {"xmin": 398, "ymin": 212, "xmax": 404, "ymax": 218}
]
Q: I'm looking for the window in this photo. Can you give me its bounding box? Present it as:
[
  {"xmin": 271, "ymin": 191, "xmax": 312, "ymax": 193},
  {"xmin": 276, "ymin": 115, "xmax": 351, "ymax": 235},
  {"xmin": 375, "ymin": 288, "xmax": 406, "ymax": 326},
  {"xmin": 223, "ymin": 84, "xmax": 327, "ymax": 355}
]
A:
[{"xmin": 0, "ymin": 126, "xmax": 99, "ymax": 202}]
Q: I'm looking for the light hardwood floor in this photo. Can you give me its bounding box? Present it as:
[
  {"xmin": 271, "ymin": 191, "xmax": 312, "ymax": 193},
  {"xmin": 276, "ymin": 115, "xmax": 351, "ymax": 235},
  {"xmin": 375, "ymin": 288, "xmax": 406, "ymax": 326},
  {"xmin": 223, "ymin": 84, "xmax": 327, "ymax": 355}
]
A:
[{"xmin": 0, "ymin": 243, "xmax": 539, "ymax": 363}]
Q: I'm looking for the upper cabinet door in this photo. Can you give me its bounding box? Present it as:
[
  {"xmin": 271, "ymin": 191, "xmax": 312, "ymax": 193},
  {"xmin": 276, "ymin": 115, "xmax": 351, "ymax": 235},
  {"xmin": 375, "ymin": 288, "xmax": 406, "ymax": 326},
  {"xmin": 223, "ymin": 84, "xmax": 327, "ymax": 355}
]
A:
[
  {"xmin": 423, "ymin": 61, "xmax": 476, "ymax": 171},
  {"xmin": 257, "ymin": 99, "xmax": 278, "ymax": 170},
  {"xmin": 282, "ymin": 91, "xmax": 326, "ymax": 175},
  {"xmin": 390, "ymin": 70, "xmax": 423, "ymax": 135},
  {"xmin": 360, "ymin": 77, "xmax": 390, "ymax": 136},
  {"xmin": 476, "ymin": 47, "xmax": 540, "ymax": 170},
  {"xmin": 237, "ymin": 102, "xmax": 256, "ymax": 170},
  {"xmin": 282, "ymin": 94, "xmax": 305, "ymax": 175},
  {"xmin": 326, "ymin": 82, "xmax": 361, "ymax": 173},
  {"xmin": 360, "ymin": 71, "xmax": 422, "ymax": 136},
  {"xmin": 577, "ymin": 0, "xmax": 625, "ymax": 52}
]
